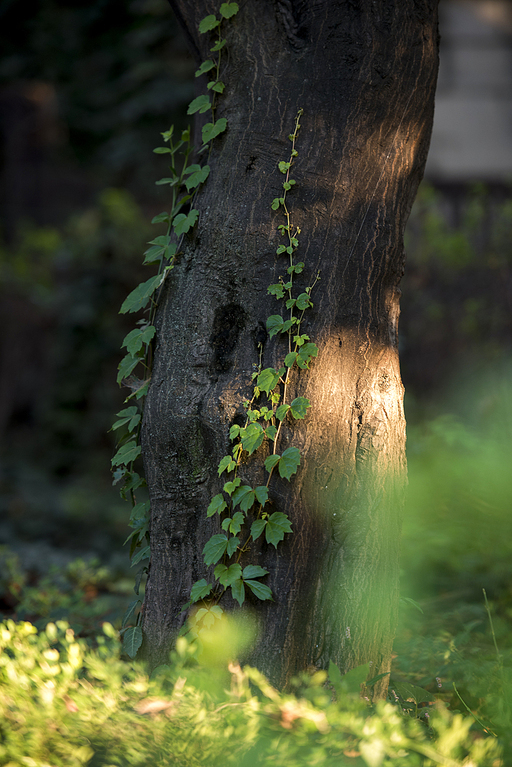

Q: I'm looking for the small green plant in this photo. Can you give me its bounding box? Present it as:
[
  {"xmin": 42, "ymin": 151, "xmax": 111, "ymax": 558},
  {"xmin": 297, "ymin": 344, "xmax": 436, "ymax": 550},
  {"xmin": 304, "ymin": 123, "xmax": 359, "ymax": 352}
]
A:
[
  {"xmin": 186, "ymin": 109, "xmax": 320, "ymax": 631},
  {"xmin": 0, "ymin": 619, "xmax": 504, "ymax": 766}
]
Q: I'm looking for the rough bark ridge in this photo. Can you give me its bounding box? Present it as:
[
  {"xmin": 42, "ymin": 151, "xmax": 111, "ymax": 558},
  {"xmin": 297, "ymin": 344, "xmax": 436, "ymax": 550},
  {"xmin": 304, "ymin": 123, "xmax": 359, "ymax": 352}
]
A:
[{"xmin": 142, "ymin": 0, "xmax": 439, "ymax": 693}]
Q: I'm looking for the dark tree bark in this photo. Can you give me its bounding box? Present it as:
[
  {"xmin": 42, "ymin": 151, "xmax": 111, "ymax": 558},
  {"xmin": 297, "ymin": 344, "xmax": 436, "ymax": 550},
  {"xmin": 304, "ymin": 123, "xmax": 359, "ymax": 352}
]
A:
[{"xmin": 141, "ymin": 0, "xmax": 439, "ymax": 695}]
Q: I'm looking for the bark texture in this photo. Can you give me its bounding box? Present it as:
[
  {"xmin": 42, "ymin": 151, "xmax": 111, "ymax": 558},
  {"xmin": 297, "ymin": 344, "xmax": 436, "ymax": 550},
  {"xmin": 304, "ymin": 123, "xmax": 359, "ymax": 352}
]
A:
[{"xmin": 141, "ymin": 0, "xmax": 439, "ymax": 693}]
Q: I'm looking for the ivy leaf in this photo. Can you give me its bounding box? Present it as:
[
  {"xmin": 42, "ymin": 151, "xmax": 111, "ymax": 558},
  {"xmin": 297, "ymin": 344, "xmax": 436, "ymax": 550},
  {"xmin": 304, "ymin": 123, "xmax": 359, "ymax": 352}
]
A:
[
  {"xmin": 228, "ymin": 511, "xmax": 244, "ymax": 535},
  {"xmin": 120, "ymin": 274, "xmax": 163, "ymax": 314},
  {"xmin": 278, "ymin": 446, "xmax": 300, "ymax": 480},
  {"xmin": 123, "ymin": 626, "xmax": 143, "ymax": 658},
  {"xmin": 190, "ymin": 579, "xmax": 212, "ymax": 603},
  {"xmin": 240, "ymin": 422, "xmax": 265, "ymax": 455},
  {"xmin": 207, "ymin": 493, "xmax": 227, "ymax": 517},
  {"xmin": 250, "ymin": 518, "xmax": 266, "ymax": 541},
  {"xmin": 195, "ymin": 59, "xmax": 216, "ymax": 77},
  {"xmin": 218, "ymin": 455, "xmax": 236, "ymax": 475},
  {"xmin": 232, "ymin": 484, "xmax": 254, "ymax": 511},
  {"xmin": 229, "ymin": 424, "xmax": 240, "ymax": 440},
  {"xmin": 297, "ymin": 342, "xmax": 319, "ymax": 369},
  {"xmin": 223, "ymin": 477, "xmax": 241, "ymax": 495},
  {"xmin": 202, "ymin": 118, "xmax": 227, "ymax": 144},
  {"xmin": 112, "ymin": 441, "xmax": 141, "ymax": 467},
  {"xmin": 203, "ymin": 534, "xmax": 228, "ymax": 565},
  {"xmin": 173, "ymin": 209, "xmax": 199, "ymax": 235},
  {"xmin": 254, "ymin": 486, "xmax": 268, "ymax": 505},
  {"xmin": 122, "ymin": 599, "xmax": 140, "ymax": 629},
  {"xmin": 243, "ymin": 565, "xmax": 268, "ymax": 579},
  {"xmin": 271, "ymin": 198, "xmax": 281, "ymax": 211},
  {"xmin": 112, "ymin": 406, "xmax": 140, "ymax": 433},
  {"xmin": 131, "ymin": 544, "xmax": 150, "ymax": 565},
  {"xmin": 296, "ymin": 292, "xmax": 313, "ymax": 310},
  {"xmin": 219, "ymin": 2, "xmax": 239, "ymax": 18},
  {"xmin": 257, "ymin": 367, "xmax": 281, "ymax": 394},
  {"xmin": 265, "ymin": 512, "xmax": 292, "ymax": 547},
  {"xmin": 151, "ymin": 212, "xmax": 170, "ymax": 224},
  {"xmin": 264, "ymin": 454, "xmax": 280, "ymax": 473},
  {"xmin": 210, "ymin": 39, "xmax": 226, "ymax": 52},
  {"xmin": 122, "ymin": 326, "xmax": 156, "ymax": 355},
  {"xmin": 268, "ymin": 283, "xmax": 285, "ymax": 299},
  {"xmin": 230, "ymin": 578, "xmax": 245, "ymax": 606},
  {"xmin": 117, "ymin": 353, "xmax": 142, "ymax": 384},
  {"xmin": 266, "ymin": 315, "xmax": 284, "ymax": 338},
  {"xmin": 265, "ymin": 425, "xmax": 277, "ymax": 441},
  {"xmin": 199, "ymin": 15, "xmax": 220, "ymax": 33},
  {"xmin": 209, "ymin": 80, "xmax": 225, "ymax": 93},
  {"xmin": 184, "ymin": 165, "xmax": 210, "ymax": 191},
  {"xmin": 187, "ymin": 95, "xmax": 211, "ymax": 115},
  {"xmin": 289, "ymin": 397, "xmax": 311, "ymax": 419},
  {"xmin": 214, "ymin": 563, "xmax": 242, "ymax": 586},
  {"xmin": 245, "ymin": 580, "xmax": 273, "ymax": 601},
  {"xmin": 276, "ymin": 403, "xmax": 290, "ymax": 421},
  {"xmin": 226, "ymin": 536, "xmax": 239, "ymax": 557}
]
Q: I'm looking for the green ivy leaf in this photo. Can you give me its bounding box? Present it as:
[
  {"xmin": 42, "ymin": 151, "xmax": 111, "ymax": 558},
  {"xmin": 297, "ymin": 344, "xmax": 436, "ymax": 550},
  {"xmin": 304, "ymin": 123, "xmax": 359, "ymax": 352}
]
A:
[
  {"xmin": 278, "ymin": 161, "xmax": 290, "ymax": 173},
  {"xmin": 195, "ymin": 59, "xmax": 216, "ymax": 77},
  {"xmin": 117, "ymin": 353, "xmax": 142, "ymax": 384},
  {"xmin": 223, "ymin": 477, "xmax": 241, "ymax": 495},
  {"xmin": 151, "ymin": 212, "xmax": 170, "ymax": 224},
  {"xmin": 203, "ymin": 534, "xmax": 228, "ymax": 565},
  {"xmin": 226, "ymin": 536, "xmax": 239, "ymax": 557},
  {"xmin": 153, "ymin": 146, "xmax": 173, "ymax": 154},
  {"xmin": 297, "ymin": 342, "xmax": 319, "ymax": 369},
  {"xmin": 254, "ymin": 486, "xmax": 269, "ymax": 505},
  {"xmin": 202, "ymin": 118, "xmax": 227, "ymax": 144},
  {"xmin": 240, "ymin": 422, "xmax": 265, "ymax": 455},
  {"xmin": 278, "ymin": 446, "xmax": 300, "ymax": 480},
  {"xmin": 209, "ymin": 80, "xmax": 225, "ymax": 93},
  {"xmin": 131, "ymin": 544, "xmax": 150, "ymax": 565},
  {"xmin": 296, "ymin": 292, "xmax": 313, "ymax": 310},
  {"xmin": 257, "ymin": 367, "xmax": 281, "ymax": 394},
  {"xmin": 230, "ymin": 578, "xmax": 245, "ymax": 606},
  {"xmin": 266, "ymin": 315, "xmax": 284, "ymax": 338},
  {"xmin": 122, "ymin": 599, "xmax": 140, "ymax": 629},
  {"xmin": 276, "ymin": 403, "xmax": 290, "ymax": 421},
  {"xmin": 184, "ymin": 165, "xmax": 210, "ymax": 191},
  {"xmin": 265, "ymin": 512, "xmax": 292, "ymax": 547},
  {"xmin": 245, "ymin": 580, "xmax": 273, "ymax": 601},
  {"xmin": 265, "ymin": 425, "xmax": 277, "ymax": 441},
  {"xmin": 207, "ymin": 493, "xmax": 227, "ymax": 517},
  {"xmin": 122, "ymin": 326, "xmax": 156, "ymax": 355},
  {"xmin": 210, "ymin": 40, "xmax": 226, "ymax": 52},
  {"xmin": 250, "ymin": 519, "xmax": 266, "ymax": 541},
  {"xmin": 123, "ymin": 626, "xmax": 143, "ymax": 658},
  {"xmin": 199, "ymin": 14, "xmax": 220, "ymax": 32},
  {"xmin": 214, "ymin": 563, "xmax": 242, "ymax": 586},
  {"xmin": 120, "ymin": 274, "xmax": 163, "ymax": 314},
  {"xmin": 232, "ymin": 484, "xmax": 254, "ymax": 511},
  {"xmin": 217, "ymin": 455, "xmax": 236, "ymax": 475},
  {"xmin": 173, "ymin": 209, "xmax": 199, "ymax": 235},
  {"xmin": 268, "ymin": 283, "xmax": 285, "ymax": 299},
  {"xmin": 219, "ymin": 2, "xmax": 239, "ymax": 18},
  {"xmin": 242, "ymin": 565, "xmax": 269, "ymax": 580},
  {"xmin": 187, "ymin": 95, "xmax": 211, "ymax": 115},
  {"xmin": 271, "ymin": 198, "xmax": 281, "ymax": 210},
  {"xmin": 225, "ymin": 511, "xmax": 244, "ymax": 535},
  {"xmin": 112, "ymin": 441, "xmax": 141, "ymax": 467},
  {"xmin": 289, "ymin": 397, "xmax": 311, "ymax": 419},
  {"xmin": 190, "ymin": 579, "xmax": 212, "ymax": 603},
  {"xmin": 229, "ymin": 424, "xmax": 240, "ymax": 440},
  {"xmin": 264, "ymin": 454, "xmax": 280, "ymax": 473},
  {"xmin": 112, "ymin": 406, "xmax": 140, "ymax": 433}
]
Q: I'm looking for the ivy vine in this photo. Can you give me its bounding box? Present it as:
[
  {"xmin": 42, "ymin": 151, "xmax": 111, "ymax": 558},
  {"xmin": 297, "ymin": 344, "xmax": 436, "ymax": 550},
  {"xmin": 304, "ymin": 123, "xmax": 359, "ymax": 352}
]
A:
[
  {"xmin": 111, "ymin": 2, "xmax": 240, "ymax": 658},
  {"xmin": 186, "ymin": 108, "xmax": 320, "ymax": 636}
]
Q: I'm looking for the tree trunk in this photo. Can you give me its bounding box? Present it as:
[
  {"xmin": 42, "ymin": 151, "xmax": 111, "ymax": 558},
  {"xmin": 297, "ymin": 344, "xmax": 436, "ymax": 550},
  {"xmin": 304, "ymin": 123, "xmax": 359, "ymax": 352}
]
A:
[{"xmin": 141, "ymin": 0, "xmax": 439, "ymax": 694}]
